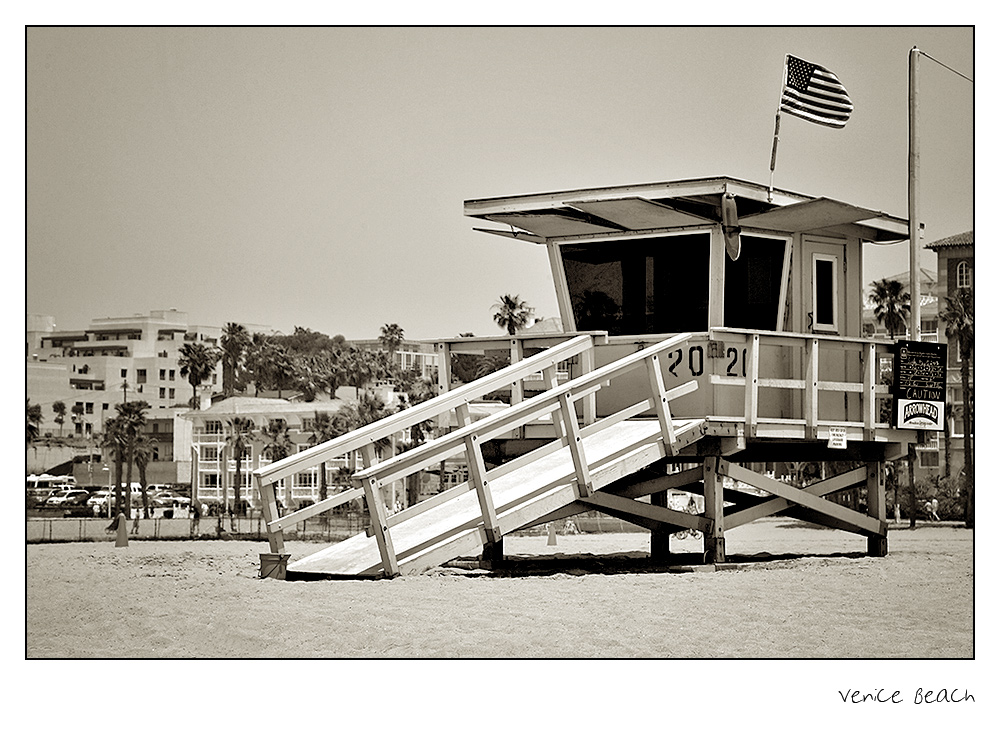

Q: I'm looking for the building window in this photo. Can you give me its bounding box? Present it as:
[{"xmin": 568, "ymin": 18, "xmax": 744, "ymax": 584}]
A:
[
  {"xmin": 205, "ymin": 420, "xmax": 223, "ymax": 434},
  {"xmin": 169, "ymin": 389, "xmax": 175, "ymax": 399},
  {"xmin": 137, "ymin": 369, "xmax": 147, "ymax": 384},
  {"xmin": 918, "ymin": 451, "xmax": 940, "ymax": 469},
  {"xmin": 201, "ymin": 446, "xmax": 219, "ymax": 461},
  {"xmin": 85, "ymin": 402, "xmax": 94, "ymax": 414},
  {"xmin": 169, "ymin": 370, "xmax": 175, "ymax": 380},
  {"xmin": 121, "ymin": 368, "xmax": 128, "ymax": 378},
  {"xmin": 159, "ymin": 388, "xmax": 166, "ymax": 399},
  {"xmin": 159, "ymin": 369, "xmax": 166, "ymax": 380},
  {"xmin": 812, "ymin": 254, "xmax": 839, "ymax": 333},
  {"xmin": 957, "ymin": 261, "xmax": 971, "ymax": 289}
]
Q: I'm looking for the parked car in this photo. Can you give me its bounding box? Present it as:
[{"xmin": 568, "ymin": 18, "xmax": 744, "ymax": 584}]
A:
[
  {"xmin": 46, "ymin": 488, "xmax": 90, "ymax": 506},
  {"xmin": 153, "ymin": 491, "xmax": 191, "ymax": 508}
]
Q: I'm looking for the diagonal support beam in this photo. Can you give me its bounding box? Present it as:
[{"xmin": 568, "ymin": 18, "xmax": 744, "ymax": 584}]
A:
[
  {"xmin": 725, "ymin": 466, "xmax": 869, "ymax": 528},
  {"xmin": 719, "ymin": 461, "xmax": 883, "ymax": 535},
  {"xmin": 579, "ymin": 491, "xmax": 711, "ymax": 533}
]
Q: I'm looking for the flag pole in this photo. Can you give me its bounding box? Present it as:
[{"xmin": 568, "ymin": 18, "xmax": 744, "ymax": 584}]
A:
[
  {"xmin": 768, "ymin": 55, "xmax": 789, "ymax": 202},
  {"xmin": 908, "ymin": 46, "xmax": 921, "ymax": 342}
]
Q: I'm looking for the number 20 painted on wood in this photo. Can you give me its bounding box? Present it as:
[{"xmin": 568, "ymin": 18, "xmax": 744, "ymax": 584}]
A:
[{"xmin": 663, "ymin": 346, "xmax": 747, "ymax": 378}]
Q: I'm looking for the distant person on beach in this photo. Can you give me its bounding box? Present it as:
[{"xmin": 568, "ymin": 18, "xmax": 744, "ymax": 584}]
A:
[
  {"xmin": 930, "ymin": 497, "xmax": 941, "ymax": 522},
  {"xmin": 191, "ymin": 501, "xmax": 201, "ymax": 537}
]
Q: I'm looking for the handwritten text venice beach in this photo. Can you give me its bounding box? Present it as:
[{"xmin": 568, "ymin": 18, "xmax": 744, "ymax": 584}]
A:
[{"xmin": 839, "ymin": 688, "xmax": 975, "ymax": 704}]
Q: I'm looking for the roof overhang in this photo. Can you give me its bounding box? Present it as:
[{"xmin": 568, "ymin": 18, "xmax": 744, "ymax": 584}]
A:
[{"xmin": 465, "ymin": 176, "xmax": 908, "ymax": 243}]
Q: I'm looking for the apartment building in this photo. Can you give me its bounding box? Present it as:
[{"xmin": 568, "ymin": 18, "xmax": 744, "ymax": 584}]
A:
[
  {"xmin": 926, "ymin": 230, "xmax": 974, "ymax": 481},
  {"xmin": 26, "ymin": 309, "xmax": 260, "ymax": 436}
]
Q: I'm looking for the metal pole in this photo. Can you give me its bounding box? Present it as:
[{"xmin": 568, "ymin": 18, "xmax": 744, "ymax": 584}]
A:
[{"xmin": 908, "ymin": 47, "xmax": 921, "ymax": 342}]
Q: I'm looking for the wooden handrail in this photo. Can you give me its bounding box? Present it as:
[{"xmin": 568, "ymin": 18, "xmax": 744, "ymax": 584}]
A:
[
  {"xmin": 355, "ymin": 333, "xmax": 693, "ymax": 486},
  {"xmin": 253, "ymin": 334, "xmax": 596, "ymax": 485}
]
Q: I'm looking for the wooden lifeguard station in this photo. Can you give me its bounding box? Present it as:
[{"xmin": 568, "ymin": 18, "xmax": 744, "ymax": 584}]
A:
[{"xmin": 254, "ymin": 176, "xmax": 922, "ymax": 579}]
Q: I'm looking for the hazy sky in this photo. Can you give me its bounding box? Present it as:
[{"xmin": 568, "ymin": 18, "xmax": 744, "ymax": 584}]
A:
[{"xmin": 26, "ymin": 26, "xmax": 974, "ymax": 340}]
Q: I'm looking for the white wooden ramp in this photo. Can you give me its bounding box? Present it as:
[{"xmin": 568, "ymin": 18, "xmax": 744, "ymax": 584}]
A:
[
  {"xmin": 254, "ymin": 332, "xmax": 706, "ymax": 580},
  {"xmin": 287, "ymin": 417, "xmax": 705, "ymax": 578}
]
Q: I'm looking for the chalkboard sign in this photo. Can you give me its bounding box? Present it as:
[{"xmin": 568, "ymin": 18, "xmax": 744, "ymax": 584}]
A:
[{"xmin": 892, "ymin": 340, "xmax": 947, "ymax": 431}]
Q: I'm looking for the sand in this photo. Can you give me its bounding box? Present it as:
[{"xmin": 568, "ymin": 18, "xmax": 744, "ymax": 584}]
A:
[{"xmin": 26, "ymin": 518, "xmax": 972, "ymax": 659}]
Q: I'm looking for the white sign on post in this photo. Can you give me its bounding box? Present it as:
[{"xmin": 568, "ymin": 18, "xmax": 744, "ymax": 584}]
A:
[{"xmin": 827, "ymin": 426, "xmax": 847, "ymax": 449}]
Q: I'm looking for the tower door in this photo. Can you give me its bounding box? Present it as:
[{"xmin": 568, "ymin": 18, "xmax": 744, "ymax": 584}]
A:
[{"xmin": 802, "ymin": 237, "xmax": 846, "ymax": 336}]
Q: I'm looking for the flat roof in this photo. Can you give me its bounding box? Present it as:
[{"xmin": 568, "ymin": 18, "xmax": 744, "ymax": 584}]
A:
[{"xmin": 465, "ymin": 175, "xmax": 908, "ymax": 242}]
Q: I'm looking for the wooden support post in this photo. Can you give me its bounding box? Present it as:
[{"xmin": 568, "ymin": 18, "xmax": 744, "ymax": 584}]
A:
[
  {"xmin": 703, "ymin": 457, "xmax": 726, "ymax": 563},
  {"xmin": 866, "ymin": 460, "xmax": 888, "ymax": 556},
  {"xmin": 645, "ymin": 353, "xmax": 678, "ymax": 453},
  {"xmin": 558, "ymin": 390, "xmax": 593, "ymax": 497},
  {"xmin": 744, "ymin": 333, "xmax": 760, "ymax": 439},
  {"xmin": 649, "ymin": 489, "xmax": 672, "ymax": 562},
  {"xmin": 804, "ymin": 337, "xmax": 819, "ymax": 440},
  {"xmin": 862, "ymin": 343, "xmax": 877, "ymax": 441}
]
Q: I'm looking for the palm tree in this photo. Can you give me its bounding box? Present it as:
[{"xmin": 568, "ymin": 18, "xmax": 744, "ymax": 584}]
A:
[
  {"xmin": 260, "ymin": 418, "xmax": 294, "ymax": 511},
  {"xmin": 179, "ymin": 342, "xmax": 220, "ymax": 409},
  {"xmin": 225, "ymin": 417, "xmax": 256, "ymax": 528},
  {"xmin": 52, "ymin": 401, "xmax": 66, "ymax": 437},
  {"xmin": 870, "ymin": 279, "xmax": 911, "ymax": 339},
  {"xmin": 942, "ymin": 287, "xmax": 974, "ymax": 528},
  {"xmin": 492, "ymin": 294, "xmax": 534, "ymax": 335},
  {"xmin": 309, "ymin": 412, "xmax": 340, "ymax": 502},
  {"xmin": 260, "ymin": 418, "xmax": 294, "ymax": 463},
  {"xmin": 221, "ymin": 322, "xmax": 250, "ymax": 397},
  {"xmin": 116, "ymin": 401, "xmax": 150, "ymax": 517},
  {"xmin": 26, "ymin": 399, "xmax": 42, "ymax": 445},
  {"xmin": 379, "ymin": 323, "xmax": 405, "ymax": 363},
  {"xmin": 132, "ymin": 432, "xmax": 154, "ymax": 519},
  {"xmin": 101, "ymin": 416, "xmax": 127, "ymax": 515}
]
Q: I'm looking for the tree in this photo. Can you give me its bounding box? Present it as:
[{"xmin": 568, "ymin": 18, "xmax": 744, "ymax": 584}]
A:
[
  {"xmin": 52, "ymin": 400, "xmax": 67, "ymax": 437},
  {"xmin": 261, "ymin": 419, "xmax": 294, "ymax": 463},
  {"xmin": 101, "ymin": 416, "xmax": 127, "ymax": 515},
  {"xmin": 379, "ymin": 323, "xmax": 405, "ymax": 362},
  {"xmin": 870, "ymin": 279, "xmax": 911, "ymax": 339},
  {"xmin": 221, "ymin": 322, "xmax": 250, "ymax": 397},
  {"xmin": 492, "ymin": 294, "xmax": 534, "ymax": 335},
  {"xmin": 309, "ymin": 412, "xmax": 340, "ymax": 502},
  {"xmin": 132, "ymin": 432, "xmax": 154, "ymax": 519},
  {"xmin": 941, "ymin": 287, "xmax": 974, "ymax": 528},
  {"xmin": 116, "ymin": 401, "xmax": 150, "ymax": 517},
  {"xmin": 179, "ymin": 342, "xmax": 220, "ymax": 409},
  {"xmin": 26, "ymin": 399, "xmax": 42, "ymax": 445},
  {"xmin": 225, "ymin": 417, "xmax": 256, "ymax": 529}
]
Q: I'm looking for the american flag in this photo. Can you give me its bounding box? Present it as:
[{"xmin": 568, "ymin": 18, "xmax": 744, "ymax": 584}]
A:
[{"xmin": 780, "ymin": 55, "xmax": 853, "ymax": 128}]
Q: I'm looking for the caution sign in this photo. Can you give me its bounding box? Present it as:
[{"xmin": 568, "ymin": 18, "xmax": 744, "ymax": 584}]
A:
[{"xmin": 892, "ymin": 340, "xmax": 947, "ymax": 431}]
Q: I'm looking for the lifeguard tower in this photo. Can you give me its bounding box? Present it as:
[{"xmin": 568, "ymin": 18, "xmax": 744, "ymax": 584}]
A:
[{"xmin": 253, "ymin": 176, "xmax": 926, "ymax": 580}]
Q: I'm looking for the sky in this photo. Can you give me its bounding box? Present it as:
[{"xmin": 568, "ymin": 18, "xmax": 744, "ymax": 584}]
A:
[{"xmin": 26, "ymin": 26, "xmax": 974, "ymax": 342}]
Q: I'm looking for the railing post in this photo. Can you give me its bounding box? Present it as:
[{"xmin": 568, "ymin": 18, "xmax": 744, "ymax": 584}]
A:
[
  {"xmin": 362, "ymin": 475, "xmax": 399, "ymax": 577},
  {"xmin": 464, "ymin": 432, "xmax": 501, "ymax": 543},
  {"xmin": 436, "ymin": 341, "xmax": 453, "ymax": 431},
  {"xmin": 645, "ymin": 353, "xmax": 678, "ymax": 454},
  {"xmin": 256, "ymin": 479, "xmax": 285, "ymax": 555},
  {"xmin": 509, "ymin": 338, "xmax": 524, "ymax": 406},
  {"xmin": 541, "ymin": 365, "xmax": 565, "ymax": 437},
  {"xmin": 580, "ymin": 342, "xmax": 597, "ymax": 426},
  {"xmin": 743, "ymin": 333, "xmax": 760, "ymax": 440},
  {"xmin": 804, "ymin": 338, "xmax": 819, "ymax": 440},
  {"xmin": 557, "ymin": 390, "xmax": 593, "ymax": 497}
]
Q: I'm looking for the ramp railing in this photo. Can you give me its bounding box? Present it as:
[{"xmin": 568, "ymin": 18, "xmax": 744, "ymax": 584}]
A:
[
  {"xmin": 253, "ymin": 334, "xmax": 598, "ymax": 555},
  {"xmin": 352, "ymin": 332, "xmax": 698, "ymax": 576}
]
